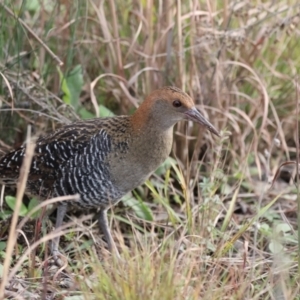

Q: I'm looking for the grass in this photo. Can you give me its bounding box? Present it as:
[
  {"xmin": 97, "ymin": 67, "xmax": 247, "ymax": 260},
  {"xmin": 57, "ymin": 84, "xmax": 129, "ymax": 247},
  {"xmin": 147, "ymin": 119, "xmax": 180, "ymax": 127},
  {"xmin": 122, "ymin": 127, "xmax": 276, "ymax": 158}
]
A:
[{"xmin": 0, "ymin": 0, "xmax": 299, "ymax": 299}]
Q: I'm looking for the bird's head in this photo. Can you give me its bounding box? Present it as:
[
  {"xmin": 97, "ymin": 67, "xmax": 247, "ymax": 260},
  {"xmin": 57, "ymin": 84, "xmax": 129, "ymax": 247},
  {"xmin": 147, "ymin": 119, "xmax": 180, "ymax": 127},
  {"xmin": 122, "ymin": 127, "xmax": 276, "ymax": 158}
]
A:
[{"xmin": 133, "ymin": 86, "xmax": 219, "ymax": 136}]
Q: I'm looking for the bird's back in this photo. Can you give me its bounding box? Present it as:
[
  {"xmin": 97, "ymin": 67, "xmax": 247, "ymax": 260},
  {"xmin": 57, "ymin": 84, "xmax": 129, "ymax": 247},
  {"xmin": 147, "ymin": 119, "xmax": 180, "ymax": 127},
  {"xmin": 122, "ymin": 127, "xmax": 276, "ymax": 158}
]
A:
[{"xmin": 0, "ymin": 116, "xmax": 131, "ymax": 203}]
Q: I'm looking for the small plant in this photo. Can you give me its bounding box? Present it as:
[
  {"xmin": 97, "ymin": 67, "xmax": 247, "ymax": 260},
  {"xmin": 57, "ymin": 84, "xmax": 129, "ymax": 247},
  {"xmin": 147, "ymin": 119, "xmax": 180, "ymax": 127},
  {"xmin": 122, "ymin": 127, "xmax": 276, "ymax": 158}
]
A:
[{"xmin": 1, "ymin": 196, "xmax": 41, "ymax": 220}]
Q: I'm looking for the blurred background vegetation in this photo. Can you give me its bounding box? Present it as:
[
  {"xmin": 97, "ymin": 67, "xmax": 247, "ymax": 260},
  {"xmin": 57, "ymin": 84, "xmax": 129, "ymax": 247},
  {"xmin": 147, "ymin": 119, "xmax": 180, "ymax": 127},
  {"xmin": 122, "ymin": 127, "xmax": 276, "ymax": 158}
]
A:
[{"xmin": 0, "ymin": 1, "xmax": 299, "ymax": 299}]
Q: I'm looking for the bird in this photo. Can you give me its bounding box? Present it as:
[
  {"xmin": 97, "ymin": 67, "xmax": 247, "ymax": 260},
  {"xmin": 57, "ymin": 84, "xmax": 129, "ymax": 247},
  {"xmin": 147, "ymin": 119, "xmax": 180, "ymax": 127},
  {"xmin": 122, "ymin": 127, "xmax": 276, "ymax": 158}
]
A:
[{"xmin": 0, "ymin": 86, "xmax": 219, "ymax": 261}]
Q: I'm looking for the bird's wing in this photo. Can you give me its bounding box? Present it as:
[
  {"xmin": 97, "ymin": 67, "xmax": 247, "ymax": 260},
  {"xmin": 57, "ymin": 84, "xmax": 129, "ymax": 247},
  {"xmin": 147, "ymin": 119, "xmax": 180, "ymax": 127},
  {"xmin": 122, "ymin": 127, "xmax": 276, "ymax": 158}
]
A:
[
  {"xmin": 53, "ymin": 127, "xmax": 115, "ymax": 201},
  {"xmin": 0, "ymin": 118, "xmax": 111, "ymax": 185}
]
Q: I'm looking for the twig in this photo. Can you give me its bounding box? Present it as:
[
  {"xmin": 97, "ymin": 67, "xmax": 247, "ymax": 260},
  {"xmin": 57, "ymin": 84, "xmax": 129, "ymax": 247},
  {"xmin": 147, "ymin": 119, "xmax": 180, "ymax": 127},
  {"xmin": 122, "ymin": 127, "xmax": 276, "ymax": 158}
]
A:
[
  {"xmin": 0, "ymin": 126, "xmax": 35, "ymax": 299},
  {"xmin": 295, "ymin": 78, "xmax": 300, "ymax": 276}
]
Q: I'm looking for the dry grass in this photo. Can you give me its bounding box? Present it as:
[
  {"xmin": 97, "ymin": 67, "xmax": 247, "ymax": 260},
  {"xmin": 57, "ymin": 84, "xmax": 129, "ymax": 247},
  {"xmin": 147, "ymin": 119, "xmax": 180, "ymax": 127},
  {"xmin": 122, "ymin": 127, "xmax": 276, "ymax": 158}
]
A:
[{"xmin": 0, "ymin": 0, "xmax": 299, "ymax": 299}]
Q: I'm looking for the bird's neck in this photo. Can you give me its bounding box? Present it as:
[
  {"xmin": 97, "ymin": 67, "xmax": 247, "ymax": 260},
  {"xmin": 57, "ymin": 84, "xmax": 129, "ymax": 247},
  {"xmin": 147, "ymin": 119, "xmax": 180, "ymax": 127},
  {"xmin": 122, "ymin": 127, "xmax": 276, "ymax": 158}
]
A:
[
  {"xmin": 129, "ymin": 110, "xmax": 174, "ymax": 177},
  {"xmin": 130, "ymin": 109, "xmax": 174, "ymax": 151},
  {"xmin": 128, "ymin": 102, "xmax": 176, "ymax": 170},
  {"xmin": 109, "ymin": 108, "xmax": 175, "ymax": 195}
]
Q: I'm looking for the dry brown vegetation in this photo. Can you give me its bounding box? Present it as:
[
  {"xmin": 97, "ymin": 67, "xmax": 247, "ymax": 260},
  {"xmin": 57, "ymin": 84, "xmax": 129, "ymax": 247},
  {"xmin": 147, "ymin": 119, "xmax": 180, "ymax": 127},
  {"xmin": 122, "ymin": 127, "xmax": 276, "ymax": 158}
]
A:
[{"xmin": 0, "ymin": 0, "xmax": 299, "ymax": 299}]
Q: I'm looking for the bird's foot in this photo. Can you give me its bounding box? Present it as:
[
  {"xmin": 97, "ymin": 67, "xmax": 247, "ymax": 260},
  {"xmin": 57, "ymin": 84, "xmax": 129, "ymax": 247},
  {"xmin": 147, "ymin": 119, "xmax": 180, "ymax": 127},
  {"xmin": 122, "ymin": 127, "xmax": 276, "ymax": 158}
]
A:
[{"xmin": 51, "ymin": 249, "xmax": 68, "ymax": 267}]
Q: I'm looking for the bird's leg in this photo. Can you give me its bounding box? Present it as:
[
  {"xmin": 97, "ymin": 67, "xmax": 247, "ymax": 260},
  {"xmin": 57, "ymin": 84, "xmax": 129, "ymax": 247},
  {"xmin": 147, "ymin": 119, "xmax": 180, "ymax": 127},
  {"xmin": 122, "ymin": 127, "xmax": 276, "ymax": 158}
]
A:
[
  {"xmin": 98, "ymin": 208, "xmax": 120, "ymax": 258},
  {"xmin": 51, "ymin": 203, "xmax": 68, "ymax": 262}
]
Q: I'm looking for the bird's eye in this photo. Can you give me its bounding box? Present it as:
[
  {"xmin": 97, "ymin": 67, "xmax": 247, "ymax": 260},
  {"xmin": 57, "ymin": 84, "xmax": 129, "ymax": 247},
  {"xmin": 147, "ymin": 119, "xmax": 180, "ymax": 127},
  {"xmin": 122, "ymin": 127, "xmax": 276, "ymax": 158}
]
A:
[{"xmin": 173, "ymin": 100, "xmax": 182, "ymax": 107}]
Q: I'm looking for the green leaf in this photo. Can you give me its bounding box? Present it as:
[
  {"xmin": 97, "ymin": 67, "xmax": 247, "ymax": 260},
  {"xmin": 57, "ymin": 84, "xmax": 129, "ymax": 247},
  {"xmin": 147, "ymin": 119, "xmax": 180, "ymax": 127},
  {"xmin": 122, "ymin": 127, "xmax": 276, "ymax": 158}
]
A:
[
  {"xmin": 0, "ymin": 242, "xmax": 6, "ymax": 252},
  {"xmin": 122, "ymin": 194, "xmax": 153, "ymax": 221},
  {"xmin": 5, "ymin": 196, "xmax": 28, "ymax": 217},
  {"xmin": 269, "ymin": 240, "xmax": 283, "ymax": 254},
  {"xmin": 155, "ymin": 156, "xmax": 176, "ymax": 176},
  {"xmin": 275, "ymin": 223, "xmax": 291, "ymax": 234},
  {"xmin": 25, "ymin": 0, "xmax": 40, "ymax": 12},
  {"xmin": 58, "ymin": 65, "xmax": 84, "ymax": 110},
  {"xmin": 27, "ymin": 197, "xmax": 41, "ymax": 219},
  {"xmin": 259, "ymin": 223, "xmax": 271, "ymax": 235},
  {"xmin": 0, "ymin": 210, "xmax": 12, "ymax": 220},
  {"xmin": 66, "ymin": 65, "xmax": 84, "ymax": 109},
  {"xmin": 78, "ymin": 104, "xmax": 114, "ymax": 119},
  {"xmin": 57, "ymin": 67, "xmax": 71, "ymax": 105},
  {"xmin": 99, "ymin": 104, "xmax": 115, "ymax": 117},
  {"xmin": 78, "ymin": 107, "xmax": 95, "ymax": 120}
]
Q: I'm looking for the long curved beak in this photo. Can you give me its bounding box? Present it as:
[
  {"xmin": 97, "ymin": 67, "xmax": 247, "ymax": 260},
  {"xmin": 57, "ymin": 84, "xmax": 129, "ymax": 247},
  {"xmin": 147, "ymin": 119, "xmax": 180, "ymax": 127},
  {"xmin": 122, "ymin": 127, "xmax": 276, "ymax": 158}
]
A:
[{"xmin": 184, "ymin": 107, "xmax": 220, "ymax": 137}]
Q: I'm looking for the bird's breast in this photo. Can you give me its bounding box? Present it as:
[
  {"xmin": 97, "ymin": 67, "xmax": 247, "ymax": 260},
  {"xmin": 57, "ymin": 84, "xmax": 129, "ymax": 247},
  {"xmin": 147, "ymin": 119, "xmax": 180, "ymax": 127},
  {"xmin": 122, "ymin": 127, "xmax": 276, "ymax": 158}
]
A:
[{"xmin": 108, "ymin": 128, "xmax": 173, "ymax": 194}]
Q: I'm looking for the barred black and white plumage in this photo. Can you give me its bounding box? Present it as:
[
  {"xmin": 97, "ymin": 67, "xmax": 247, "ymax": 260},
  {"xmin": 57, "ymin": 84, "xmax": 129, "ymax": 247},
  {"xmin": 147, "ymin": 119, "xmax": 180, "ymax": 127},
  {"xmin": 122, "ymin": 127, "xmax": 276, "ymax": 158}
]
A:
[
  {"xmin": 0, "ymin": 86, "xmax": 219, "ymax": 262},
  {"xmin": 0, "ymin": 117, "xmax": 131, "ymax": 205},
  {"xmin": 54, "ymin": 127, "xmax": 126, "ymax": 209}
]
